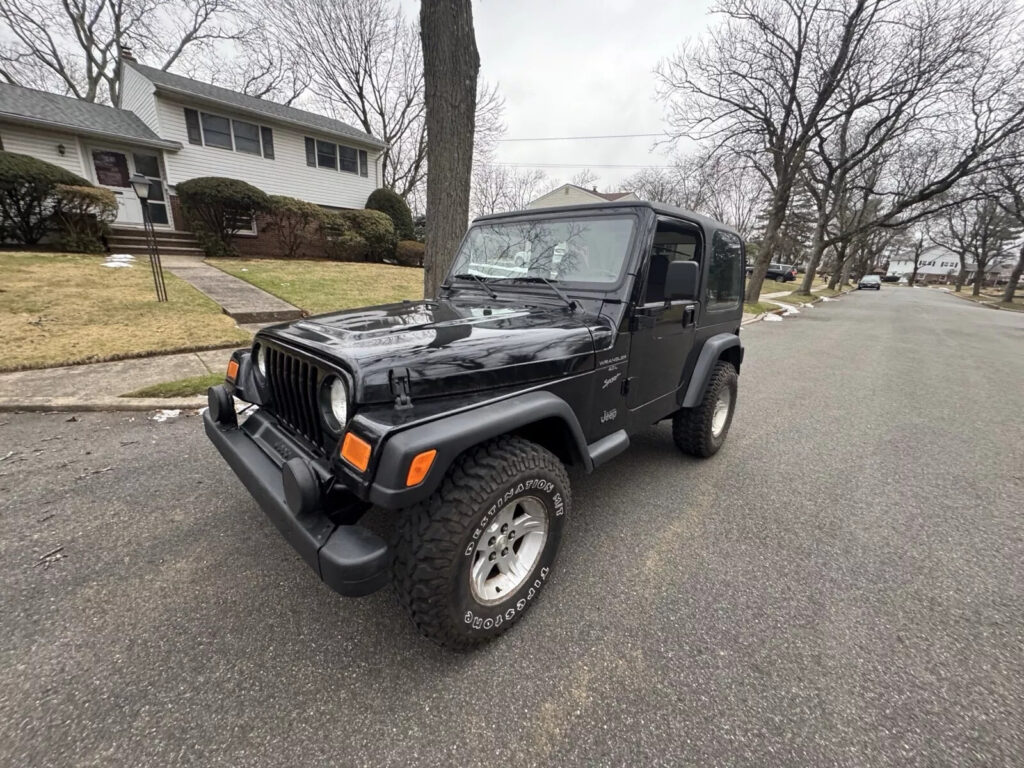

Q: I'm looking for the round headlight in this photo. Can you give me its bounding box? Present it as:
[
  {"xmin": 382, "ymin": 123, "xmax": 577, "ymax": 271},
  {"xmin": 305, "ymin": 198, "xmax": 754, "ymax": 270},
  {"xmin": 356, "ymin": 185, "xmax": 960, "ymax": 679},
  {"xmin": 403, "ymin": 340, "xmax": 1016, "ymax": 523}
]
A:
[
  {"xmin": 255, "ymin": 345, "xmax": 268, "ymax": 378},
  {"xmin": 324, "ymin": 376, "xmax": 348, "ymax": 430}
]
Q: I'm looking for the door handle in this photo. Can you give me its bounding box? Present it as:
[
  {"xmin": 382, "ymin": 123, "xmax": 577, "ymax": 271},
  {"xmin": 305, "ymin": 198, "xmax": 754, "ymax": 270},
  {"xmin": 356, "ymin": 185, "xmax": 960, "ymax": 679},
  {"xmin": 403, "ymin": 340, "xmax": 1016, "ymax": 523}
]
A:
[{"xmin": 682, "ymin": 305, "xmax": 696, "ymax": 327}]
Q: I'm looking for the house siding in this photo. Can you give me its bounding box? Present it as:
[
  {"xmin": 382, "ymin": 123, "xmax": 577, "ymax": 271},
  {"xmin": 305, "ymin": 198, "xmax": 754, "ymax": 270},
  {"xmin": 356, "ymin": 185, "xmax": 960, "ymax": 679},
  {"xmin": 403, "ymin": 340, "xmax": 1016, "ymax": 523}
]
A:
[
  {"xmin": 155, "ymin": 97, "xmax": 380, "ymax": 209},
  {"xmin": 119, "ymin": 65, "xmax": 160, "ymax": 135},
  {"xmin": 527, "ymin": 185, "xmax": 607, "ymax": 209},
  {"xmin": 0, "ymin": 122, "xmax": 87, "ymax": 177}
]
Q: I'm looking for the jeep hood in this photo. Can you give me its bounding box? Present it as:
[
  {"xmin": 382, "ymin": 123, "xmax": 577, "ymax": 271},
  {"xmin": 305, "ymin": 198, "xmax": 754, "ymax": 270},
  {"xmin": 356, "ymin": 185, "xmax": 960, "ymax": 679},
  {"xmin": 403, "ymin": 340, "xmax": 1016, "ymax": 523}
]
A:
[{"xmin": 260, "ymin": 298, "xmax": 603, "ymax": 404}]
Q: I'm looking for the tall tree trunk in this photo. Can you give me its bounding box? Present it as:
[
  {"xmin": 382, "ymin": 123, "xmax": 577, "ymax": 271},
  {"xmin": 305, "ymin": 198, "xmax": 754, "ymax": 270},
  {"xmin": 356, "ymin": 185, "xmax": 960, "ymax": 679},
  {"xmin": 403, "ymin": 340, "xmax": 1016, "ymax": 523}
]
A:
[
  {"xmin": 420, "ymin": 0, "xmax": 480, "ymax": 298},
  {"xmin": 954, "ymin": 257, "xmax": 966, "ymax": 292},
  {"xmin": 798, "ymin": 210, "xmax": 828, "ymax": 295},
  {"xmin": 744, "ymin": 188, "xmax": 789, "ymax": 303},
  {"xmin": 1002, "ymin": 244, "xmax": 1023, "ymax": 303},
  {"xmin": 828, "ymin": 243, "xmax": 848, "ymax": 290}
]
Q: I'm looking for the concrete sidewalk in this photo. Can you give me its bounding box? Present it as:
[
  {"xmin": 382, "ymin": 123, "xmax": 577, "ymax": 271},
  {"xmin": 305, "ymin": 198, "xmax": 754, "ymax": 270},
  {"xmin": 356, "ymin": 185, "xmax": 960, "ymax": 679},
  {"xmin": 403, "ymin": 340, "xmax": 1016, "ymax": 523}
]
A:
[
  {"xmin": 162, "ymin": 256, "xmax": 303, "ymax": 324},
  {"xmin": 0, "ymin": 349, "xmax": 236, "ymax": 411}
]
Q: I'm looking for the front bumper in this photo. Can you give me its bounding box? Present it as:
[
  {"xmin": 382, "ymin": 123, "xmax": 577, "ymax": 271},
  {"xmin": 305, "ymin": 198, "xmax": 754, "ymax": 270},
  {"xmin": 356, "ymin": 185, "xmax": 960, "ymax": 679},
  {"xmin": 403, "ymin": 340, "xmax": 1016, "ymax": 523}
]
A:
[{"xmin": 203, "ymin": 405, "xmax": 389, "ymax": 597}]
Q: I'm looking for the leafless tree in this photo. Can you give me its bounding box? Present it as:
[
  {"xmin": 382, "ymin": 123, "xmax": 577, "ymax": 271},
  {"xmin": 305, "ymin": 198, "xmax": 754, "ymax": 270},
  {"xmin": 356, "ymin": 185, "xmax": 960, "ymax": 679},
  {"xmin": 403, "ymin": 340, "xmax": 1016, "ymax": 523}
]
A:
[
  {"xmin": 420, "ymin": 0, "xmax": 479, "ymax": 297},
  {"xmin": 930, "ymin": 188, "xmax": 1020, "ymax": 295},
  {"xmin": 569, "ymin": 169, "xmax": 599, "ymax": 190},
  {"xmin": 658, "ymin": 0, "xmax": 887, "ymax": 301},
  {"xmin": 0, "ymin": 0, "xmax": 252, "ymax": 104},
  {"xmin": 471, "ymin": 164, "xmax": 547, "ymax": 218},
  {"xmin": 269, "ymin": 0, "xmax": 502, "ymax": 203},
  {"xmin": 994, "ymin": 151, "xmax": 1024, "ymax": 303}
]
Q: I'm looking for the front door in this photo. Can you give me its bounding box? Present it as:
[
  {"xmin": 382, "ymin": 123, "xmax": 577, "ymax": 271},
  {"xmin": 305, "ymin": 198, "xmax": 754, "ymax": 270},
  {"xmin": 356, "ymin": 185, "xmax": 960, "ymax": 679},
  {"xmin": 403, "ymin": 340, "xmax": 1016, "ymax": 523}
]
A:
[{"xmin": 89, "ymin": 149, "xmax": 170, "ymax": 227}]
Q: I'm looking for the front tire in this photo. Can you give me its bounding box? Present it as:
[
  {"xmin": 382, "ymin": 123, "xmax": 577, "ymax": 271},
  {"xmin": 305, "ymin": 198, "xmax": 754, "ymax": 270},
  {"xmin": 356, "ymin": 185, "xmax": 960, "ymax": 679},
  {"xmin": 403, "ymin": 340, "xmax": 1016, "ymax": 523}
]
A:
[
  {"xmin": 672, "ymin": 361, "xmax": 738, "ymax": 457},
  {"xmin": 392, "ymin": 436, "xmax": 570, "ymax": 650}
]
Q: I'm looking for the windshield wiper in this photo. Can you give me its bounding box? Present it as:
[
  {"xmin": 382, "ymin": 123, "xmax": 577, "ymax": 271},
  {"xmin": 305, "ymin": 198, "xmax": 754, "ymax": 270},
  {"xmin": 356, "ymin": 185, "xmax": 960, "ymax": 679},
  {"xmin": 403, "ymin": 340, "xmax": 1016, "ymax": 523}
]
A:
[
  {"xmin": 510, "ymin": 276, "xmax": 578, "ymax": 312},
  {"xmin": 449, "ymin": 272, "xmax": 498, "ymax": 300}
]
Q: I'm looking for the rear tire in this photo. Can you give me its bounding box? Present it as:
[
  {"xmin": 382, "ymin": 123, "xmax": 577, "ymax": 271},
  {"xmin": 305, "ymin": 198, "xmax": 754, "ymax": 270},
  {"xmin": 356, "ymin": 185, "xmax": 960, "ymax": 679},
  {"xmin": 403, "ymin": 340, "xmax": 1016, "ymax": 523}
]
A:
[
  {"xmin": 392, "ymin": 435, "xmax": 570, "ymax": 650},
  {"xmin": 672, "ymin": 361, "xmax": 738, "ymax": 458}
]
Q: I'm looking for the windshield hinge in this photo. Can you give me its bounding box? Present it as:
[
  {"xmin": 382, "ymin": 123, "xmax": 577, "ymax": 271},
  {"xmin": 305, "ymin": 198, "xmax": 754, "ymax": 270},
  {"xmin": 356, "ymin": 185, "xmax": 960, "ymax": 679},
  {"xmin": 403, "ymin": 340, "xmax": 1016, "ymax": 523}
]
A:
[{"xmin": 389, "ymin": 367, "xmax": 413, "ymax": 409}]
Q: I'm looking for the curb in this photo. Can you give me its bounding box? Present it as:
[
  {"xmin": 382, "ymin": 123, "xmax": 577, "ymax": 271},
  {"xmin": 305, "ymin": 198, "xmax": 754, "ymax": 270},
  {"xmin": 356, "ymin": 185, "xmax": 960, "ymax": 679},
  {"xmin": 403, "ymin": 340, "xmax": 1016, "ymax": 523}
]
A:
[{"xmin": 0, "ymin": 396, "xmax": 206, "ymax": 413}]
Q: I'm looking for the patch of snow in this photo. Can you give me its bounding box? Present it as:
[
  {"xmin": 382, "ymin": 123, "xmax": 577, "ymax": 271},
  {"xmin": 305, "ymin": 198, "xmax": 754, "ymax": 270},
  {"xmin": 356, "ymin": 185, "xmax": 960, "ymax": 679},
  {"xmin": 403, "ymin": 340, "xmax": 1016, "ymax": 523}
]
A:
[
  {"xmin": 819, "ymin": 296, "xmax": 833, "ymax": 302},
  {"xmin": 151, "ymin": 409, "xmax": 181, "ymax": 422},
  {"xmin": 102, "ymin": 253, "xmax": 135, "ymax": 269},
  {"xmin": 763, "ymin": 314, "xmax": 783, "ymax": 322}
]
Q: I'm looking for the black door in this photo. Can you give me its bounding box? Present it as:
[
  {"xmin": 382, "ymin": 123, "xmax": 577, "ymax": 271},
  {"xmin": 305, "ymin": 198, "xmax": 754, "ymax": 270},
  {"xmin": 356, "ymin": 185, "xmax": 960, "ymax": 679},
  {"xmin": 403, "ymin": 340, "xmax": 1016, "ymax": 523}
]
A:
[{"xmin": 626, "ymin": 296, "xmax": 697, "ymax": 410}]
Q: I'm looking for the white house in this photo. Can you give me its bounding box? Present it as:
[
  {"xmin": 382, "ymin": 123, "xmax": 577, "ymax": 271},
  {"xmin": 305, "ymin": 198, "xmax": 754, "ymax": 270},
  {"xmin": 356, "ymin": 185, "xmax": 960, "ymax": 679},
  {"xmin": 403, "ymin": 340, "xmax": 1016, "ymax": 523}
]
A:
[
  {"xmin": 886, "ymin": 245, "xmax": 1002, "ymax": 284},
  {"xmin": 0, "ymin": 56, "xmax": 385, "ymax": 237},
  {"xmin": 526, "ymin": 183, "xmax": 638, "ymax": 209}
]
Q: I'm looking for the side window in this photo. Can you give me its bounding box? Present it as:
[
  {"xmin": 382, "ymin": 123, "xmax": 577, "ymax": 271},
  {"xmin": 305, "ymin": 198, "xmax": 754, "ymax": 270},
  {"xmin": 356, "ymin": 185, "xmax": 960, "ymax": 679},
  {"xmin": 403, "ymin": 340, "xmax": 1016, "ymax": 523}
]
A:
[
  {"xmin": 708, "ymin": 230, "xmax": 743, "ymax": 309},
  {"xmin": 644, "ymin": 220, "xmax": 700, "ymax": 304}
]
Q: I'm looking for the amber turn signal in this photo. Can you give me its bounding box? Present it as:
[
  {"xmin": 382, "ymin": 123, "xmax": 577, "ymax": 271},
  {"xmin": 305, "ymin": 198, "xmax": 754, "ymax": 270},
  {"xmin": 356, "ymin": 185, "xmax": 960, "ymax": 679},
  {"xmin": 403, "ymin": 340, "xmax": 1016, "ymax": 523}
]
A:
[
  {"xmin": 226, "ymin": 359, "xmax": 239, "ymax": 382},
  {"xmin": 341, "ymin": 432, "xmax": 372, "ymax": 471},
  {"xmin": 406, "ymin": 449, "xmax": 437, "ymax": 487}
]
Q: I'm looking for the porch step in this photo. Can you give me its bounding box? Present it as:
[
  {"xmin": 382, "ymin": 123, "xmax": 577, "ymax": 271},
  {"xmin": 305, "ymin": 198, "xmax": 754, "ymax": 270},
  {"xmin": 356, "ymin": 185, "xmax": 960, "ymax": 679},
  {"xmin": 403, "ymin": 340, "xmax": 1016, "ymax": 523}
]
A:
[
  {"xmin": 107, "ymin": 242, "xmax": 206, "ymax": 257},
  {"xmin": 109, "ymin": 228, "xmax": 198, "ymax": 243}
]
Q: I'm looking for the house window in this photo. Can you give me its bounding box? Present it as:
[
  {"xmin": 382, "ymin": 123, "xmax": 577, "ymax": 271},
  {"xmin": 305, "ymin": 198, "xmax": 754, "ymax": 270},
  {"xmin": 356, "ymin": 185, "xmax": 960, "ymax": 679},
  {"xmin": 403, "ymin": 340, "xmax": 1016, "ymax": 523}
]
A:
[
  {"xmin": 185, "ymin": 108, "xmax": 273, "ymax": 158},
  {"xmin": 339, "ymin": 145, "xmax": 358, "ymax": 174},
  {"xmin": 316, "ymin": 140, "xmax": 337, "ymax": 169},
  {"xmin": 260, "ymin": 127, "xmax": 275, "ymax": 159},
  {"xmin": 233, "ymin": 120, "xmax": 261, "ymax": 154},
  {"xmin": 305, "ymin": 136, "xmax": 370, "ymax": 176},
  {"xmin": 184, "ymin": 109, "xmax": 202, "ymax": 145},
  {"xmin": 200, "ymin": 113, "xmax": 233, "ymax": 149}
]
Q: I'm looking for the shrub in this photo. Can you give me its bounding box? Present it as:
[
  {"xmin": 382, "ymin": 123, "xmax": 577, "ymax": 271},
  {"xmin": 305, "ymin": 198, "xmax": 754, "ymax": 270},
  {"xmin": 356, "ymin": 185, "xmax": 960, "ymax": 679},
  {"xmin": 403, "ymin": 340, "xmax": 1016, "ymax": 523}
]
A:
[
  {"xmin": 338, "ymin": 208, "xmax": 397, "ymax": 262},
  {"xmin": 395, "ymin": 239, "xmax": 425, "ymax": 267},
  {"xmin": 176, "ymin": 176, "xmax": 271, "ymax": 257},
  {"xmin": 52, "ymin": 184, "xmax": 117, "ymax": 253},
  {"xmin": 366, "ymin": 187, "xmax": 414, "ymax": 240},
  {"xmin": 263, "ymin": 195, "xmax": 328, "ymax": 259},
  {"xmin": 0, "ymin": 151, "xmax": 91, "ymax": 244},
  {"xmin": 319, "ymin": 213, "xmax": 368, "ymax": 261}
]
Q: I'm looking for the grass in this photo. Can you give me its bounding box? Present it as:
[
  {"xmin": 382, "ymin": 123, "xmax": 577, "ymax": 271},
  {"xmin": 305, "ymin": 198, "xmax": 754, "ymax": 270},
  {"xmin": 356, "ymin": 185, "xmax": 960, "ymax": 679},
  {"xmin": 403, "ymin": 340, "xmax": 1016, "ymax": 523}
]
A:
[
  {"xmin": 121, "ymin": 372, "xmax": 223, "ymax": 398},
  {"xmin": 743, "ymin": 301, "xmax": 780, "ymax": 315},
  {"xmin": 1, "ymin": 252, "xmax": 250, "ymax": 372},
  {"xmin": 212, "ymin": 258, "xmax": 424, "ymax": 315},
  {"xmin": 951, "ymin": 290, "xmax": 1024, "ymax": 312}
]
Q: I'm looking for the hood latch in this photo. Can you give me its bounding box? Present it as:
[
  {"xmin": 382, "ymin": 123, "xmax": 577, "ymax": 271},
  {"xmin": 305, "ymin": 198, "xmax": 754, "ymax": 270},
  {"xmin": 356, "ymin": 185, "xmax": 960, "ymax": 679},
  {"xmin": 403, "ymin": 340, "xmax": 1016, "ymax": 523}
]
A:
[{"xmin": 389, "ymin": 367, "xmax": 413, "ymax": 409}]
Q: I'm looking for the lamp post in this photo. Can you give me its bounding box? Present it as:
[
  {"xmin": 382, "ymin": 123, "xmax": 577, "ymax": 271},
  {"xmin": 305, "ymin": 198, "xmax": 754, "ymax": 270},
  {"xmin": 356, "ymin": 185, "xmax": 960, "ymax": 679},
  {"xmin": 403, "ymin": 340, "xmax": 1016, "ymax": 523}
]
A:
[{"xmin": 130, "ymin": 172, "xmax": 167, "ymax": 302}]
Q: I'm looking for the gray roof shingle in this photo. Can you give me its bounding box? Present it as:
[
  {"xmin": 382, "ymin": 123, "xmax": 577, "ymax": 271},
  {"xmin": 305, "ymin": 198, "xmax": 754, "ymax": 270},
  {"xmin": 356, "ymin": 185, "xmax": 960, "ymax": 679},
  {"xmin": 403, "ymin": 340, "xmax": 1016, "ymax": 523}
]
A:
[
  {"xmin": 126, "ymin": 61, "xmax": 385, "ymax": 149},
  {"xmin": 0, "ymin": 82, "xmax": 178, "ymax": 148}
]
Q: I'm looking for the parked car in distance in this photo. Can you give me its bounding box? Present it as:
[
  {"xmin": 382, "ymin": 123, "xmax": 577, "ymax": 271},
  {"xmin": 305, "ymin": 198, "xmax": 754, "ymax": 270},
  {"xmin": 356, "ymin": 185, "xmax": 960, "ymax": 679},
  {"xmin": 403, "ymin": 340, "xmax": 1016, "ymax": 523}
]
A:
[
  {"xmin": 747, "ymin": 263, "xmax": 797, "ymax": 282},
  {"xmin": 859, "ymin": 275, "xmax": 882, "ymax": 290}
]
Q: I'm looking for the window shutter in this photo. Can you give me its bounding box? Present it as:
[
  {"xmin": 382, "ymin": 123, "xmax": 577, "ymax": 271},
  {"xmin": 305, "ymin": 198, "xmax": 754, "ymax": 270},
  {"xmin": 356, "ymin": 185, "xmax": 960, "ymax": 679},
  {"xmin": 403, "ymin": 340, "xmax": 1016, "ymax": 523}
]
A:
[
  {"xmin": 305, "ymin": 137, "xmax": 316, "ymax": 167},
  {"xmin": 184, "ymin": 109, "xmax": 202, "ymax": 145},
  {"xmin": 261, "ymin": 127, "xmax": 275, "ymax": 159},
  {"xmin": 359, "ymin": 150, "xmax": 368, "ymax": 177}
]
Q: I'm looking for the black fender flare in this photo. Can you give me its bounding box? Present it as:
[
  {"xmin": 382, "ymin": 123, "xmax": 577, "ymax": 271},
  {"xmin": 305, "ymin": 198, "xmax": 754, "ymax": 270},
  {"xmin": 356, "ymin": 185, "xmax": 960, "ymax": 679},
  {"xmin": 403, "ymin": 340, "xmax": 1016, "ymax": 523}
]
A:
[
  {"xmin": 367, "ymin": 390, "xmax": 591, "ymax": 509},
  {"xmin": 681, "ymin": 333, "xmax": 743, "ymax": 408}
]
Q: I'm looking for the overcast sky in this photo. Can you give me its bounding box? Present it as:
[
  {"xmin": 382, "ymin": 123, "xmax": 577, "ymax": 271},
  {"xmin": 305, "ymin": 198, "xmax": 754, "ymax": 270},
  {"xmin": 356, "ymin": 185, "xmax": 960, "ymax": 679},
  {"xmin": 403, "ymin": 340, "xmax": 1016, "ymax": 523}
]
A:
[{"xmin": 401, "ymin": 0, "xmax": 712, "ymax": 193}]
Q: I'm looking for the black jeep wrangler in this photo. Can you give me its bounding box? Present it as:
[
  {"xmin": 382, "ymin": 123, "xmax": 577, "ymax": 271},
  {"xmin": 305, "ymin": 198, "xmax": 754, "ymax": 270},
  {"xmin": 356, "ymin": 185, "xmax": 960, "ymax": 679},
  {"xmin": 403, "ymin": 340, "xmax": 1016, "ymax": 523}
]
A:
[{"xmin": 205, "ymin": 201, "xmax": 745, "ymax": 648}]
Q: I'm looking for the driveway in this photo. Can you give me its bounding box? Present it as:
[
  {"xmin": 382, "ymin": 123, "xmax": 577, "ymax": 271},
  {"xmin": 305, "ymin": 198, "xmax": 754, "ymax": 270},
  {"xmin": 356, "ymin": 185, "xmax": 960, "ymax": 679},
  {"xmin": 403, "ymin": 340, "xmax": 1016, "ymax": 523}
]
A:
[{"xmin": 1, "ymin": 287, "xmax": 1021, "ymax": 766}]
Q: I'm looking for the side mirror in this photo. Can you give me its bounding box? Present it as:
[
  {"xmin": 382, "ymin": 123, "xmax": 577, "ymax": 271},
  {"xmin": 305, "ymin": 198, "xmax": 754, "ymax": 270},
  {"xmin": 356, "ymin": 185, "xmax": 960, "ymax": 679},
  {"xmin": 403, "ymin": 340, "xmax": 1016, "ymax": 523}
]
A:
[{"xmin": 664, "ymin": 260, "xmax": 700, "ymax": 301}]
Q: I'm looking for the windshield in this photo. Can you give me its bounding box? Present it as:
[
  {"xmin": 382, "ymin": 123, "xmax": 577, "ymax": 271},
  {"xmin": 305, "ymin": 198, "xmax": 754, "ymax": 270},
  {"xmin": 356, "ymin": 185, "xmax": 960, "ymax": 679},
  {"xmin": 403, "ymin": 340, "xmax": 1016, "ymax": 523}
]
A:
[
  {"xmin": 863, "ymin": 276, "xmax": 880, "ymax": 282},
  {"xmin": 449, "ymin": 215, "xmax": 636, "ymax": 286}
]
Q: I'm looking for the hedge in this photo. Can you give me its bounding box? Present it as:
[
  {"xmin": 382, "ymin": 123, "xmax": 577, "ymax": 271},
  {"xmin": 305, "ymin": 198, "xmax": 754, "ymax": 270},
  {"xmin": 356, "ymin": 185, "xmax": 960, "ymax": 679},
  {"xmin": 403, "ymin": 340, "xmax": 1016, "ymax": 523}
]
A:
[
  {"xmin": 263, "ymin": 195, "xmax": 328, "ymax": 259},
  {"xmin": 366, "ymin": 187, "xmax": 414, "ymax": 240},
  {"xmin": 176, "ymin": 176, "xmax": 271, "ymax": 257},
  {"xmin": 0, "ymin": 151, "xmax": 92, "ymax": 244},
  {"xmin": 337, "ymin": 209, "xmax": 397, "ymax": 262},
  {"xmin": 396, "ymin": 239, "xmax": 425, "ymax": 267},
  {"xmin": 52, "ymin": 184, "xmax": 117, "ymax": 253},
  {"xmin": 321, "ymin": 213, "xmax": 369, "ymax": 262}
]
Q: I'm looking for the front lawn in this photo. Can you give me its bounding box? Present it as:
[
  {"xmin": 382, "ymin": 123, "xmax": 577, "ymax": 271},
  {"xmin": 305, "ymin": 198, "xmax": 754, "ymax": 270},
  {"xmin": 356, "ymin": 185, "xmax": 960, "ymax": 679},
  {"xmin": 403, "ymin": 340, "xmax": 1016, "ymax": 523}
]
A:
[
  {"xmin": 121, "ymin": 372, "xmax": 224, "ymax": 398},
  {"xmin": 212, "ymin": 259, "xmax": 424, "ymax": 315},
  {"xmin": 952, "ymin": 290, "xmax": 1024, "ymax": 312},
  {"xmin": 1, "ymin": 252, "xmax": 251, "ymax": 372}
]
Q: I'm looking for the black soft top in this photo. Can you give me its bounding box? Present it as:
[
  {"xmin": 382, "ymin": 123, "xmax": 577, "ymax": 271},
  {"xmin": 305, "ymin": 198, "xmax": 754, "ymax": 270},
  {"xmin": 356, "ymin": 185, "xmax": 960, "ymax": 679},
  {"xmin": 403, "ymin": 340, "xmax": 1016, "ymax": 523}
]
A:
[{"xmin": 473, "ymin": 200, "xmax": 741, "ymax": 239}]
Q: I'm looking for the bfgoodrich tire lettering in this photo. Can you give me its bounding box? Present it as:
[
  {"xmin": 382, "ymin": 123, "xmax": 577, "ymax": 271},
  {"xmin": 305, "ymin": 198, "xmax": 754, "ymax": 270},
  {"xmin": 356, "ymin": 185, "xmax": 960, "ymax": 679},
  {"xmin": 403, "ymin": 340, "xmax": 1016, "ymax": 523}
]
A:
[
  {"xmin": 672, "ymin": 361, "xmax": 738, "ymax": 457},
  {"xmin": 392, "ymin": 435, "xmax": 570, "ymax": 650}
]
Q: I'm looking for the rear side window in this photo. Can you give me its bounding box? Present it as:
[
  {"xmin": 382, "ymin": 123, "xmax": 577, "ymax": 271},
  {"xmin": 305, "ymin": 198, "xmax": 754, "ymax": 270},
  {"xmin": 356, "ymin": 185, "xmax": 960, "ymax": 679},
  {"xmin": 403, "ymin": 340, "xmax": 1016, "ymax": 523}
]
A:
[{"xmin": 708, "ymin": 231, "xmax": 743, "ymax": 309}]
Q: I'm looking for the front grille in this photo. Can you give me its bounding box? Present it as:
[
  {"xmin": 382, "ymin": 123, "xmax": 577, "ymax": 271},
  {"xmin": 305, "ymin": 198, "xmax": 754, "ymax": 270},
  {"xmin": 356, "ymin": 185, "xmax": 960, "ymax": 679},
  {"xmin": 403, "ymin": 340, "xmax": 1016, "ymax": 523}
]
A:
[{"xmin": 264, "ymin": 346, "xmax": 325, "ymax": 450}]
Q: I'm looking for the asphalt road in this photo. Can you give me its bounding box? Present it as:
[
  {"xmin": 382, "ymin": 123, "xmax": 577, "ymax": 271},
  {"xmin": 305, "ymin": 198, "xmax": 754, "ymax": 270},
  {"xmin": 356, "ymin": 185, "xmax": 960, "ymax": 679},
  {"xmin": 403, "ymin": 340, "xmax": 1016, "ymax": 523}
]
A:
[{"xmin": 2, "ymin": 288, "xmax": 1022, "ymax": 767}]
